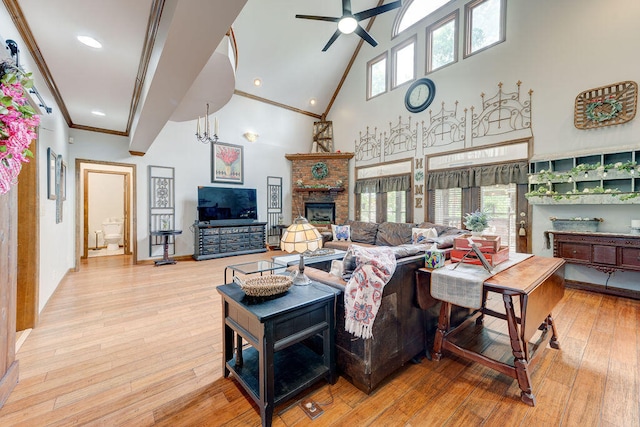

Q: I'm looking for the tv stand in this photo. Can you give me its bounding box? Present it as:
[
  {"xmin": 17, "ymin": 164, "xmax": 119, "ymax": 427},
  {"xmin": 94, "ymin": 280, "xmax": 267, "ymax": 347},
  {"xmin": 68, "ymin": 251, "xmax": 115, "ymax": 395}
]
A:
[{"xmin": 193, "ymin": 221, "xmax": 267, "ymax": 261}]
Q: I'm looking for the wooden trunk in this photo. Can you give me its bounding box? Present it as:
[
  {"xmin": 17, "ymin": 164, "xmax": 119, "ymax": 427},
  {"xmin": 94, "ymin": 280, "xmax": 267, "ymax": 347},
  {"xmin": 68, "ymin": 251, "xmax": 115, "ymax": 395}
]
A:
[{"xmin": 0, "ymin": 188, "xmax": 18, "ymax": 408}]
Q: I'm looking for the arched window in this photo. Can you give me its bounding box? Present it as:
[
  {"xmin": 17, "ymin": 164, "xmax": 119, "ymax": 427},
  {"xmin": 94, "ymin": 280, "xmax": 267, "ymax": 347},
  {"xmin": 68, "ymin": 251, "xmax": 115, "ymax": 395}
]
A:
[{"xmin": 393, "ymin": 0, "xmax": 453, "ymax": 35}]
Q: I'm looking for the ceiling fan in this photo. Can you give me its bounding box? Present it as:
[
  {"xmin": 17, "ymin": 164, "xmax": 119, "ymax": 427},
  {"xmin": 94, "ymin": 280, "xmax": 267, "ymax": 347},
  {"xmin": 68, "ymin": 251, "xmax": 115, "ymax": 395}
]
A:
[{"xmin": 296, "ymin": 0, "xmax": 403, "ymax": 51}]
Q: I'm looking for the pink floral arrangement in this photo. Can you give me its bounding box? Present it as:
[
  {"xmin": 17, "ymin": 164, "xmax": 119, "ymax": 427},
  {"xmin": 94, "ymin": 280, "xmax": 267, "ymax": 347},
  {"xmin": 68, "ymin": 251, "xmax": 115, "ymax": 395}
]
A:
[
  {"xmin": 0, "ymin": 59, "xmax": 40, "ymax": 195},
  {"xmin": 216, "ymin": 146, "xmax": 239, "ymax": 166}
]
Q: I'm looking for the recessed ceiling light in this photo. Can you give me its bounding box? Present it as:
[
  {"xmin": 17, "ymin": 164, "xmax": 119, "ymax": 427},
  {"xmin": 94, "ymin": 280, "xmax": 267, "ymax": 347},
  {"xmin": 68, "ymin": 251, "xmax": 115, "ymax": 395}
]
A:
[
  {"xmin": 309, "ymin": 98, "xmax": 317, "ymax": 106},
  {"xmin": 91, "ymin": 110, "xmax": 106, "ymax": 117},
  {"xmin": 77, "ymin": 35, "xmax": 102, "ymax": 49},
  {"xmin": 253, "ymin": 78, "xmax": 262, "ymax": 87}
]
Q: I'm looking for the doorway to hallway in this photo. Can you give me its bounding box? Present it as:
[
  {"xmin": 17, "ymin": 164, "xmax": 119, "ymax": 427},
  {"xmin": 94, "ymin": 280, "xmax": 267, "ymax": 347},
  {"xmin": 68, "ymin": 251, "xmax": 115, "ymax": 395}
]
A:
[{"xmin": 76, "ymin": 159, "xmax": 137, "ymax": 268}]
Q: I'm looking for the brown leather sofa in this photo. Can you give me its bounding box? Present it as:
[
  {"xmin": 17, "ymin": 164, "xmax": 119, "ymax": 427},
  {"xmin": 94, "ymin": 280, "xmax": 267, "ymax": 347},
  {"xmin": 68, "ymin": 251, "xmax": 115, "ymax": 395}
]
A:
[
  {"xmin": 304, "ymin": 256, "xmax": 471, "ymax": 393},
  {"xmin": 324, "ymin": 220, "xmax": 465, "ymax": 255},
  {"xmin": 303, "ymin": 253, "xmax": 430, "ymax": 394}
]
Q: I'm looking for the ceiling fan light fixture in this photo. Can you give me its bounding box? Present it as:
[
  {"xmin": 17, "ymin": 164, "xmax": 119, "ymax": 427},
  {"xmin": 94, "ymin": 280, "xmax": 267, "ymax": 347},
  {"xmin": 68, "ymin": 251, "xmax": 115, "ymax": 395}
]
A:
[
  {"xmin": 337, "ymin": 17, "xmax": 357, "ymax": 34},
  {"xmin": 77, "ymin": 35, "xmax": 102, "ymax": 49}
]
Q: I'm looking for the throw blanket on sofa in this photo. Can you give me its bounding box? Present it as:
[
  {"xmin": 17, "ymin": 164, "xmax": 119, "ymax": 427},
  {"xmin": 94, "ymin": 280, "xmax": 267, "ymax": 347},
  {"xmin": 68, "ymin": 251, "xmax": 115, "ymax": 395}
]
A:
[{"xmin": 344, "ymin": 245, "xmax": 397, "ymax": 339}]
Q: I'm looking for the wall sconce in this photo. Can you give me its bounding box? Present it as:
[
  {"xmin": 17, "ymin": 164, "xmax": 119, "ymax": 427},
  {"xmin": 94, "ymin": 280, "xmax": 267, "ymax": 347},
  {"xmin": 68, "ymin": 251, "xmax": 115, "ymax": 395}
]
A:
[{"xmin": 243, "ymin": 131, "xmax": 259, "ymax": 143}]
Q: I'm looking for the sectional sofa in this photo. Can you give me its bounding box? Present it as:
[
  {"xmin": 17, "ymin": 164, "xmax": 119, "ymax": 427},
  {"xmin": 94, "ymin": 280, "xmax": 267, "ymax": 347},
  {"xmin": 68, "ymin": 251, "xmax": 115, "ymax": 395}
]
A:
[{"xmin": 302, "ymin": 220, "xmax": 468, "ymax": 393}]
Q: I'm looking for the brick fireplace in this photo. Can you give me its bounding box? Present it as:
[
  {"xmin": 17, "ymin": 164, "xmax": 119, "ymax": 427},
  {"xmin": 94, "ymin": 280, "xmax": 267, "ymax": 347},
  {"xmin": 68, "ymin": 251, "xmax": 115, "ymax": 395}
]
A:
[{"xmin": 285, "ymin": 152, "xmax": 354, "ymax": 226}]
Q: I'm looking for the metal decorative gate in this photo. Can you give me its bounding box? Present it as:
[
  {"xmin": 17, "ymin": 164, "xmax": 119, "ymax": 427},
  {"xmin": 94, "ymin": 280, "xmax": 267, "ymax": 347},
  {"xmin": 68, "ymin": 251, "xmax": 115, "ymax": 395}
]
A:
[
  {"xmin": 266, "ymin": 176, "xmax": 283, "ymax": 248},
  {"xmin": 148, "ymin": 166, "xmax": 175, "ymax": 257}
]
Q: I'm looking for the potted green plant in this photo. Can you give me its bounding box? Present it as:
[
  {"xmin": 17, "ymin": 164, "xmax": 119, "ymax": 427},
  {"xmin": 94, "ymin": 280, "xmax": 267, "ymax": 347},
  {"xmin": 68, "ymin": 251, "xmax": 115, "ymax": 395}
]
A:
[{"xmin": 464, "ymin": 210, "xmax": 490, "ymax": 235}]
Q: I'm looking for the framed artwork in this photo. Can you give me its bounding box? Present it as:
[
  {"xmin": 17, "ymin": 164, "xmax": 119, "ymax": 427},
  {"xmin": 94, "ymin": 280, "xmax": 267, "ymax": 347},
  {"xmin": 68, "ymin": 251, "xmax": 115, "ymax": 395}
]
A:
[
  {"xmin": 47, "ymin": 147, "xmax": 57, "ymax": 200},
  {"xmin": 60, "ymin": 160, "xmax": 67, "ymax": 201},
  {"xmin": 55, "ymin": 154, "xmax": 63, "ymax": 223},
  {"xmin": 212, "ymin": 141, "xmax": 243, "ymax": 184}
]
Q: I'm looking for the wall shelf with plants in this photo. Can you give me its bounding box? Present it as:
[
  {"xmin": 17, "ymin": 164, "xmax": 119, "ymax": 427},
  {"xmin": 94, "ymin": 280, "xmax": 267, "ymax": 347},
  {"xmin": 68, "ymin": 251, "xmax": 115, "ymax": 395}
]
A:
[{"xmin": 527, "ymin": 149, "xmax": 640, "ymax": 204}]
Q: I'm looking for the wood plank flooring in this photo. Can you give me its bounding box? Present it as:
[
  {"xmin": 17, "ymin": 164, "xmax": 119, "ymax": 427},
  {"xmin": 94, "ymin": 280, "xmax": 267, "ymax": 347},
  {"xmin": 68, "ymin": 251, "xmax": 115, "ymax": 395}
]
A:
[{"xmin": 0, "ymin": 251, "xmax": 638, "ymax": 426}]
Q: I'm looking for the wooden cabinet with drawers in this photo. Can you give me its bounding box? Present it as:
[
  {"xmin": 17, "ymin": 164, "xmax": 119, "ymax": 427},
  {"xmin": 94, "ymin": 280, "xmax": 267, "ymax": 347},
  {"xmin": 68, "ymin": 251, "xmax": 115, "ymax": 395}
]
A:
[
  {"xmin": 193, "ymin": 221, "xmax": 267, "ymax": 260},
  {"xmin": 548, "ymin": 230, "xmax": 640, "ymax": 274}
]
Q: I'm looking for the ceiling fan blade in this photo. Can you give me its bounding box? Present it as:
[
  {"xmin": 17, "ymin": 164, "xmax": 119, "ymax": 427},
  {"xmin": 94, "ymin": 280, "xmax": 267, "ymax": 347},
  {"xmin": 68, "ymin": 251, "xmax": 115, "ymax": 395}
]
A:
[
  {"xmin": 354, "ymin": 25, "xmax": 378, "ymax": 47},
  {"xmin": 342, "ymin": 0, "xmax": 352, "ymax": 15},
  {"xmin": 354, "ymin": 0, "xmax": 402, "ymax": 21},
  {"xmin": 295, "ymin": 14, "xmax": 340, "ymax": 22},
  {"xmin": 322, "ymin": 29, "xmax": 342, "ymax": 51}
]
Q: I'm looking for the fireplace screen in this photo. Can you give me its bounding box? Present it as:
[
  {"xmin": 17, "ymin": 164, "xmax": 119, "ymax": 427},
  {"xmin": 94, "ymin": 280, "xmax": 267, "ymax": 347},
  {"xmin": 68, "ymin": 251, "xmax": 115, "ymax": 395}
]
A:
[{"xmin": 305, "ymin": 202, "xmax": 335, "ymax": 223}]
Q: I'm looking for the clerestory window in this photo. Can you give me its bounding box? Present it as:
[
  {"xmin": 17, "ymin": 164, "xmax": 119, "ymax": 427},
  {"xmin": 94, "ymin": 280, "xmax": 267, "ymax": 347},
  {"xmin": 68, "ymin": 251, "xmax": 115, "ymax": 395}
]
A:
[
  {"xmin": 426, "ymin": 11, "xmax": 458, "ymax": 72},
  {"xmin": 367, "ymin": 53, "xmax": 388, "ymax": 99},
  {"xmin": 394, "ymin": 0, "xmax": 454, "ymax": 36},
  {"xmin": 464, "ymin": 0, "xmax": 506, "ymax": 57}
]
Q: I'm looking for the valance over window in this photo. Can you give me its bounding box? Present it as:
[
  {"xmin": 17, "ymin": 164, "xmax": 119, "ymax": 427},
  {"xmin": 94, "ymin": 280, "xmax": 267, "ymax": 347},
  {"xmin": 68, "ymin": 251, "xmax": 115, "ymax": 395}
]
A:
[
  {"xmin": 426, "ymin": 161, "xmax": 528, "ymax": 190},
  {"xmin": 355, "ymin": 174, "xmax": 411, "ymax": 194}
]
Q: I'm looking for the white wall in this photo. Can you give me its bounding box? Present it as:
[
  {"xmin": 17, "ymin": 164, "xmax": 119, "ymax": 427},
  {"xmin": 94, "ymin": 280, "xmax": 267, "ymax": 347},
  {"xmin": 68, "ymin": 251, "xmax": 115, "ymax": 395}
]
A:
[
  {"xmin": 70, "ymin": 94, "xmax": 315, "ymax": 260},
  {"xmin": 329, "ymin": 0, "xmax": 640, "ymax": 289},
  {"xmin": 0, "ymin": 8, "xmax": 75, "ymax": 313}
]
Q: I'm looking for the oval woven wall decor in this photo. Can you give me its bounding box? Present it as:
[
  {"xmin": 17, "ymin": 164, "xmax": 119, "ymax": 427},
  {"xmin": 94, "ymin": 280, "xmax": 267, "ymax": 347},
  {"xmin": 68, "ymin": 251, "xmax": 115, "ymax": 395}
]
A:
[{"xmin": 574, "ymin": 81, "xmax": 637, "ymax": 129}]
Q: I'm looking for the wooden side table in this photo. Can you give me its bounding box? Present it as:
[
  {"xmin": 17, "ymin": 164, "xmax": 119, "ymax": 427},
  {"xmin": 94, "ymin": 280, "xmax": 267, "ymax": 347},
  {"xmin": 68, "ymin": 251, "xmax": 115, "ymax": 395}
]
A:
[
  {"xmin": 428, "ymin": 256, "xmax": 565, "ymax": 406},
  {"xmin": 217, "ymin": 281, "xmax": 339, "ymax": 427}
]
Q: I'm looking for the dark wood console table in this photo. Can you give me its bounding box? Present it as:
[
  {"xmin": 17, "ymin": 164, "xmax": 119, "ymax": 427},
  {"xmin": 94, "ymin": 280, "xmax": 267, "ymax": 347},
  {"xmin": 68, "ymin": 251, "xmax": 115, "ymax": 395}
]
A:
[
  {"xmin": 193, "ymin": 221, "xmax": 267, "ymax": 260},
  {"xmin": 546, "ymin": 230, "xmax": 640, "ymax": 273},
  {"xmin": 217, "ymin": 281, "xmax": 339, "ymax": 427},
  {"xmin": 430, "ymin": 256, "xmax": 565, "ymax": 406},
  {"xmin": 150, "ymin": 229, "xmax": 182, "ymax": 266}
]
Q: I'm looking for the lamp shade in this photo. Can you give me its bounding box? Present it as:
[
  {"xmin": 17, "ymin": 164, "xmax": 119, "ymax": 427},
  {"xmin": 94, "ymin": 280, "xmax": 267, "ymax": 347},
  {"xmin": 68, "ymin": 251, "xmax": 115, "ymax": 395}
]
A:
[{"xmin": 280, "ymin": 216, "xmax": 322, "ymax": 253}]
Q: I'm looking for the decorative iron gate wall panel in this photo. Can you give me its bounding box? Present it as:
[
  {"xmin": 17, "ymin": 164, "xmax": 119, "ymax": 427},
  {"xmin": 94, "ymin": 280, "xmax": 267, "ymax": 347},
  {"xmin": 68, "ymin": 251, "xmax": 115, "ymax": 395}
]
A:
[
  {"xmin": 149, "ymin": 166, "xmax": 175, "ymax": 257},
  {"xmin": 266, "ymin": 176, "xmax": 283, "ymax": 247}
]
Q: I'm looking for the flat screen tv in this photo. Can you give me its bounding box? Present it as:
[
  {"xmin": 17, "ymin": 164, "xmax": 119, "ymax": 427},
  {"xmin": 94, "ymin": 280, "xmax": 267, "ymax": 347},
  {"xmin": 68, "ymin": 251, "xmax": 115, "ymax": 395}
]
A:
[{"xmin": 197, "ymin": 186, "xmax": 257, "ymax": 223}]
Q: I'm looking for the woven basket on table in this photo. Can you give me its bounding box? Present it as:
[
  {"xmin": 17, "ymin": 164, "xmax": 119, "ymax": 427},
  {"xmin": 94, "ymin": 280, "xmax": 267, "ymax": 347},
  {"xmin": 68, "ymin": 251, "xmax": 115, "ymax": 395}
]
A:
[{"xmin": 233, "ymin": 275, "xmax": 293, "ymax": 297}]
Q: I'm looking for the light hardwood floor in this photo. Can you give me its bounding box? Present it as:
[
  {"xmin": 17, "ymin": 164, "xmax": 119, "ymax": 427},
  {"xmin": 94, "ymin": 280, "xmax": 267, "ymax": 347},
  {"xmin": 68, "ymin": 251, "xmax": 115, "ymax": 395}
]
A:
[{"xmin": 0, "ymin": 251, "xmax": 638, "ymax": 426}]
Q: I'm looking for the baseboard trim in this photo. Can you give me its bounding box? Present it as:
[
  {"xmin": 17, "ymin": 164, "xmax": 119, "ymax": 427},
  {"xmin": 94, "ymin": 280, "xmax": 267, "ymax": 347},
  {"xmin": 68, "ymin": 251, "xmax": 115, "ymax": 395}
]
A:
[
  {"xmin": 138, "ymin": 255, "xmax": 194, "ymax": 265},
  {"xmin": 565, "ymin": 280, "xmax": 640, "ymax": 300}
]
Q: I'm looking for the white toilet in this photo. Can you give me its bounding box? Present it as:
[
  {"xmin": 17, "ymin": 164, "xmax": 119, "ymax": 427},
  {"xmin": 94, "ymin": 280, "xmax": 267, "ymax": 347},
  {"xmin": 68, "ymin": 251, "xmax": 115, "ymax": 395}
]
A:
[{"xmin": 102, "ymin": 218, "xmax": 123, "ymax": 251}]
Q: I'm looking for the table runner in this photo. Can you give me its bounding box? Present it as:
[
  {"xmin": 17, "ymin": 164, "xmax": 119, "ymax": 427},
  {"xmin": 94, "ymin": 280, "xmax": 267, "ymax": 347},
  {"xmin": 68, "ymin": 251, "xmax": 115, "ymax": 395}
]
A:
[{"xmin": 431, "ymin": 252, "xmax": 533, "ymax": 309}]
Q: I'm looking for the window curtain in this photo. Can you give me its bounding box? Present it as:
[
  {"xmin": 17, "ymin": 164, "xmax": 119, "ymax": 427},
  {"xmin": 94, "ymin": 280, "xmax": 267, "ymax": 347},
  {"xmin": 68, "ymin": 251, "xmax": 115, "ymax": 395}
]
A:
[
  {"xmin": 354, "ymin": 174, "xmax": 411, "ymax": 194},
  {"xmin": 426, "ymin": 161, "xmax": 528, "ymax": 190}
]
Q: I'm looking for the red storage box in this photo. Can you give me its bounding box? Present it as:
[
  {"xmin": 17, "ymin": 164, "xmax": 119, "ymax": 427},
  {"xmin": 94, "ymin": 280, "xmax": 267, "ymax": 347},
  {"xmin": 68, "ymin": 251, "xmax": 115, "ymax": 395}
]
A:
[
  {"xmin": 454, "ymin": 234, "xmax": 501, "ymax": 253},
  {"xmin": 450, "ymin": 246, "xmax": 509, "ymax": 267}
]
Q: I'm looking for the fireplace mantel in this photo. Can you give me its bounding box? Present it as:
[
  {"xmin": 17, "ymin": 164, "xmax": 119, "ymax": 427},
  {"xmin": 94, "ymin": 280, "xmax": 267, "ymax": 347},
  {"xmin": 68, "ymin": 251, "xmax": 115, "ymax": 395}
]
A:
[
  {"xmin": 294, "ymin": 187, "xmax": 344, "ymax": 194},
  {"xmin": 285, "ymin": 152, "xmax": 354, "ymax": 161}
]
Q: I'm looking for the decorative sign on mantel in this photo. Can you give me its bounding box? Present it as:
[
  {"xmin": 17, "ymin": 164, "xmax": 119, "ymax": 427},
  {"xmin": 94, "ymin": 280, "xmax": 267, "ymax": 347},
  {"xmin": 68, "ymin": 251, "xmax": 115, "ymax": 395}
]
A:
[{"xmin": 574, "ymin": 81, "xmax": 637, "ymax": 129}]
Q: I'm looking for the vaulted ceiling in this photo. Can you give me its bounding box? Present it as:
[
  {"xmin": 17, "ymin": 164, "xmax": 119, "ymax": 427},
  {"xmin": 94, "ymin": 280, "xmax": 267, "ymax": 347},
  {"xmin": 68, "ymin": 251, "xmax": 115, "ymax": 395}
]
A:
[{"xmin": 6, "ymin": 0, "xmax": 387, "ymax": 154}]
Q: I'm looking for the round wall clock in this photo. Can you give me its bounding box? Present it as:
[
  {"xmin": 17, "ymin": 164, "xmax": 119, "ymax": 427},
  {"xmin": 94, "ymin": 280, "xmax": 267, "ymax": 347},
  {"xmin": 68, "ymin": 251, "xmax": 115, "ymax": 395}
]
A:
[{"xmin": 404, "ymin": 78, "xmax": 436, "ymax": 113}]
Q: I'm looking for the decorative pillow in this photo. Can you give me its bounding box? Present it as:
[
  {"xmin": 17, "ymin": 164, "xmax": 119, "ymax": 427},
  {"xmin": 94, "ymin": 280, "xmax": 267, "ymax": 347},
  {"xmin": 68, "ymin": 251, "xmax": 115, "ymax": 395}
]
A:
[
  {"xmin": 411, "ymin": 227, "xmax": 438, "ymax": 244},
  {"xmin": 331, "ymin": 224, "xmax": 351, "ymax": 241}
]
